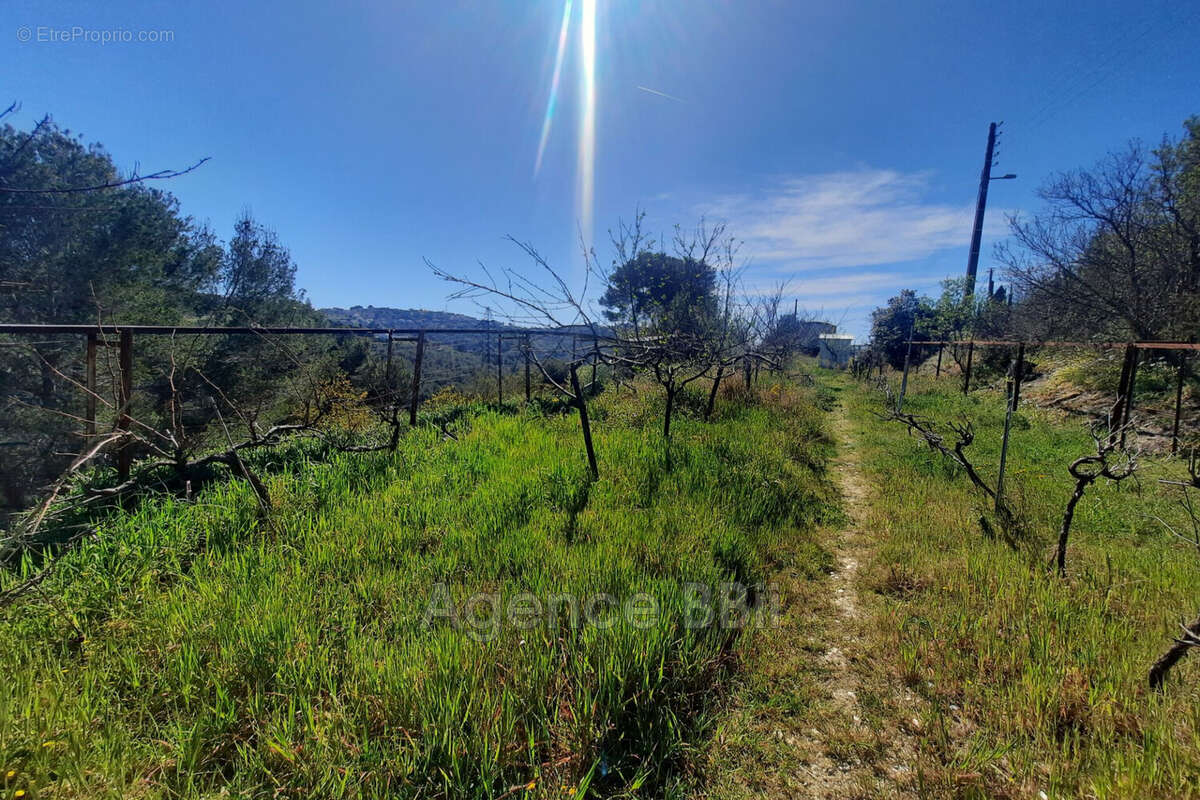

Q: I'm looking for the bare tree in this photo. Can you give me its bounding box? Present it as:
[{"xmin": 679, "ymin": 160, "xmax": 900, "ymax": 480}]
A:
[
  {"xmin": 0, "ymin": 105, "xmax": 209, "ymax": 195},
  {"xmin": 1000, "ymin": 119, "xmax": 1200, "ymax": 341},
  {"xmin": 1, "ymin": 324, "xmax": 399, "ymax": 578},
  {"xmin": 649, "ymin": 219, "xmax": 751, "ymax": 437},
  {"xmin": 428, "ymin": 213, "xmax": 760, "ymax": 452},
  {"xmin": 1149, "ymin": 616, "xmax": 1200, "ymax": 691},
  {"xmin": 426, "ymin": 235, "xmax": 610, "ymax": 473}
]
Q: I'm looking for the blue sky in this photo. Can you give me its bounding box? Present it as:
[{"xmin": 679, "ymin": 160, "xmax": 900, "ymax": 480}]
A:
[{"xmin": 6, "ymin": 0, "xmax": 1199, "ymax": 338}]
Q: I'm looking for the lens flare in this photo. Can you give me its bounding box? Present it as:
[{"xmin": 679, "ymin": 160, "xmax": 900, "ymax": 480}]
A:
[
  {"xmin": 578, "ymin": 0, "xmax": 597, "ymax": 247},
  {"xmin": 534, "ymin": 0, "xmax": 573, "ymax": 178}
]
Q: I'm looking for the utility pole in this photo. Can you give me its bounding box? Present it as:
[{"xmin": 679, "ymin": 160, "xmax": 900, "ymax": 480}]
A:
[{"xmin": 964, "ymin": 122, "xmax": 1016, "ymax": 300}]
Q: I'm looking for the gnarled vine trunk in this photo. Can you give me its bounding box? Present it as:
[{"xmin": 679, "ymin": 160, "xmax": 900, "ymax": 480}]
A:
[{"xmin": 1150, "ymin": 614, "xmax": 1200, "ymax": 690}]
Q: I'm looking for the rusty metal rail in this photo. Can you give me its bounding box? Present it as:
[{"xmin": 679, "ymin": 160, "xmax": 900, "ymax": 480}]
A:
[
  {"xmin": 0, "ymin": 323, "xmax": 607, "ymax": 480},
  {"xmin": 881, "ymin": 339, "xmax": 1196, "ymax": 456},
  {"xmin": 909, "ymin": 339, "xmax": 1200, "ymax": 351},
  {"xmin": 0, "ymin": 323, "xmax": 591, "ymax": 337}
]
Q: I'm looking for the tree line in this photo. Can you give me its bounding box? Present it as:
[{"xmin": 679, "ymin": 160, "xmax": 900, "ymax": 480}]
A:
[
  {"xmin": 0, "ymin": 108, "xmax": 366, "ymax": 512},
  {"xmin": 869, "ymin": 115, "xmax": 1200, "ymax": 359}
]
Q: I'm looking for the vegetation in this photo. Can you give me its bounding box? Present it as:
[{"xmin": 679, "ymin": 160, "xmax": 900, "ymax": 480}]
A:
[
  {"xmin": 0, "ymin": 116, "xmax": 337, "ymax": 512},
  {"xmin": 788, "ymin": 109, "xmax": 1200, "ymax": 788},
  {"xmin": 868, "ymin": 289, "xmax": 930, "ymax": 368},
  {"xmin": 834, "ymin": 370, "xmax": 1200, "ymax": 797},
  {"xmin": 1000, "ymin": 116, "xmax": 1200, "ymax": 342},
  {"xmin": 599, "ymin": 250, "xmax": 718, "ymax": 336},
  {"xmin": 429, "ymin": 213, "xmax": 771, "ymax": 451},
  {"xmin": 867, "ymin": 115, "xmax": 1200, "ymax": 389},
  {"xmin": 0, "ymin": 378, "xmax": 837, "ymax": 799},
  {"xmin": 7, "ymin": 98, "xmax": 1200, "ymax": 800}
]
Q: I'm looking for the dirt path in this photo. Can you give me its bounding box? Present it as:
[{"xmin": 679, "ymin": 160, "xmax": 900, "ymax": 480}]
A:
[
  {"xmin": 781, "ymin": 399, "xmax": 922, "ymax": 799},
  {"xmin": 702, "ymin": 389, "xmax": 922, "ymax": 799}
]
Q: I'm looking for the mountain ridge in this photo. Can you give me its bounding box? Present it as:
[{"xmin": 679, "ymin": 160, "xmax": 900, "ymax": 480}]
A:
[{"xmin": 319, "ymin": 306, "xmax": 505, "ymax": 330}]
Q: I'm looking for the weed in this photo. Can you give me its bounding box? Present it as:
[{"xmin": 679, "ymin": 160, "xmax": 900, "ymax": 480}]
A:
[
  {"xmin": 0, "ymin": 379, "xmax": 836, "ymax": 798},
  {"xmin": 836, "ymin": 370, "xmax": 1200, "ymax": 797}
]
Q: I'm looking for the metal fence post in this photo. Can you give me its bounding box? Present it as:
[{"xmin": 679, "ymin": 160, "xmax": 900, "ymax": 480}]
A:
[
  {"xmin": 1011, "ymin": 342, "xmax": 1025, "ymax": 409},
  {"xmin": 590, "ymin": 336, "xmax": 598, "ymax": 388},
  {"xmin": 1121, "ymin": 346, "xmax": 1140, "ymax": 446},
  {"xmin": 1112, "ymin": 343, "xmax": 1137, "ymax": 445},
  {"xmin": 85, "ymin": 332, "xmax": 97, "ymax": 440},
  {"xmin": 897, "ymin": 327, "xmax": 914, "ymax": 412},
  {"xmin": 385, "ymin": 331, "xmax": 394, "ymax": 400},
  {"xmin": 1173, "ymin": 351, "xmax": 1187, "ymax": 456},
  {"xmin": 117, "ymin": 328, "xmax": 133, "ymax": 482},
  {"xmin": 963, "ymin": 340, "xmax": 975, "ymax": 395},
  {"xmin": 408, "ymin": 331, "xmax": 425, "ymax": 426},
  {"xmin": 995, "ymin": 343, "xmax": 1023, "ymax": 513},
  {"xmin": 524, "ymin": 334, "xmax": 531, "ymax": 402}
]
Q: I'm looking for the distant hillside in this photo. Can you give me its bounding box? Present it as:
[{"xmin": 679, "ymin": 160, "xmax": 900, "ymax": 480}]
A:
[
  {"xmin": 320, "ymin": 306, "xmax": 603, "ymax": 361},
  {"xmin": 320, "ymin": 306, "xmax": 505, "ymax": 360},
  {"xmin": 321, "ymin": 307, "xmax": 600, "ymax": 367},
  {"xmin": 320, "ymin": 306, "xmax": 503, "ymax": 331}
]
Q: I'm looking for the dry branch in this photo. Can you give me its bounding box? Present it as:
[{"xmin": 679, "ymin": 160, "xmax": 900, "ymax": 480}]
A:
[
  {"xmin": 873, "ymin": 382, "xmax": 1026, "ymax": 543},
  {"xmin": 1149, "ymin": 451, "xmax": 1200, "ymax": 689},
  {"xmin": 1054, "ymin": 417, "xmax": 1138, "ymax": 576}
]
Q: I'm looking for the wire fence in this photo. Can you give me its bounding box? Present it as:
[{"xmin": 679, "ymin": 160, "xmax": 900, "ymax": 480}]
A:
[
  {"xmin": 9, "ymin": 321, "xmax": 1198, "ymax": 527},
  {"xmin": 853, "ymin": 337, "xmax": 1200, "ymax": 513},
  {"xmin": 0, "ymin": 323, "xmax": 613, "ymax": 514},
  {"xmin": 914, "ymin": 340, "xmax": 1194, "ymax": 453}
]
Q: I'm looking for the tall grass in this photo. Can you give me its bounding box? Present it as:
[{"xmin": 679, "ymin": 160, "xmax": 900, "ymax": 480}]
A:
[
  {"xmin": 836, "ymin": 371, "xmax": 1200, "ymax": 798},
  {"xmin": 0, "ymin": 381, "xmax": 835, "ymax": 798}
]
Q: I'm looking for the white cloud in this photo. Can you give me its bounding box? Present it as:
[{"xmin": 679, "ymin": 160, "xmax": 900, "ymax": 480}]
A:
[
  {"xmin": 700, "ymin": 169, "xmax": 1008, "ymax": 270},
  {"xmin": 741, "ymin": 269, "xmax": 951, "ymax": 302},
  {"xmin": 797, "ymin": 271, "xmax": 922, "ymax": 297}
]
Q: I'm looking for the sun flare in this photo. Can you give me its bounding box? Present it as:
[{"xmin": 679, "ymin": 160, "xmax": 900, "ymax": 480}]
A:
[
  {"xmin": 578, "ymin": 0, "xmax": 597, "ymax": 246},
  {"xmin": 534, "ymin": 0, "xmax": 573, "ymax": 178}
]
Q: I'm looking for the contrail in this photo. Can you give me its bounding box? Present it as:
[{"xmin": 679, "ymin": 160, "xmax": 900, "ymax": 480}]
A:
[{"xmin": 636, "ymin": 85, "xmax": 685, "ymax": 103}]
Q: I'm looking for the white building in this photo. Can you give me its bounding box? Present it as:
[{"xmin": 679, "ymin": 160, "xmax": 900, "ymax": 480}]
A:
[{"xmin": 818, "ymin": 333, "xmax": 855, "ymax": 369}]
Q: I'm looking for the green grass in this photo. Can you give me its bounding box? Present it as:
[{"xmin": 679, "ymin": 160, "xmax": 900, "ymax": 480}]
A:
[
  {"xmin": 1048, "ymin": 348, "xmax": 1187, "ymax": 398},
  {"xmin": 835, "ymin": 370, "xmax": 1200, "ymax": 799},
  {"xmin": 0, "ymin": 381, "xmax": 836, "ymax": 799}
]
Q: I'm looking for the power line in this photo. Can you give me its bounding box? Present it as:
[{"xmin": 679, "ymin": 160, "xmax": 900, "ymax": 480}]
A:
[{"xmin": 1020, "ymin": 3, "xmax": 1191, "ymax": 135}]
